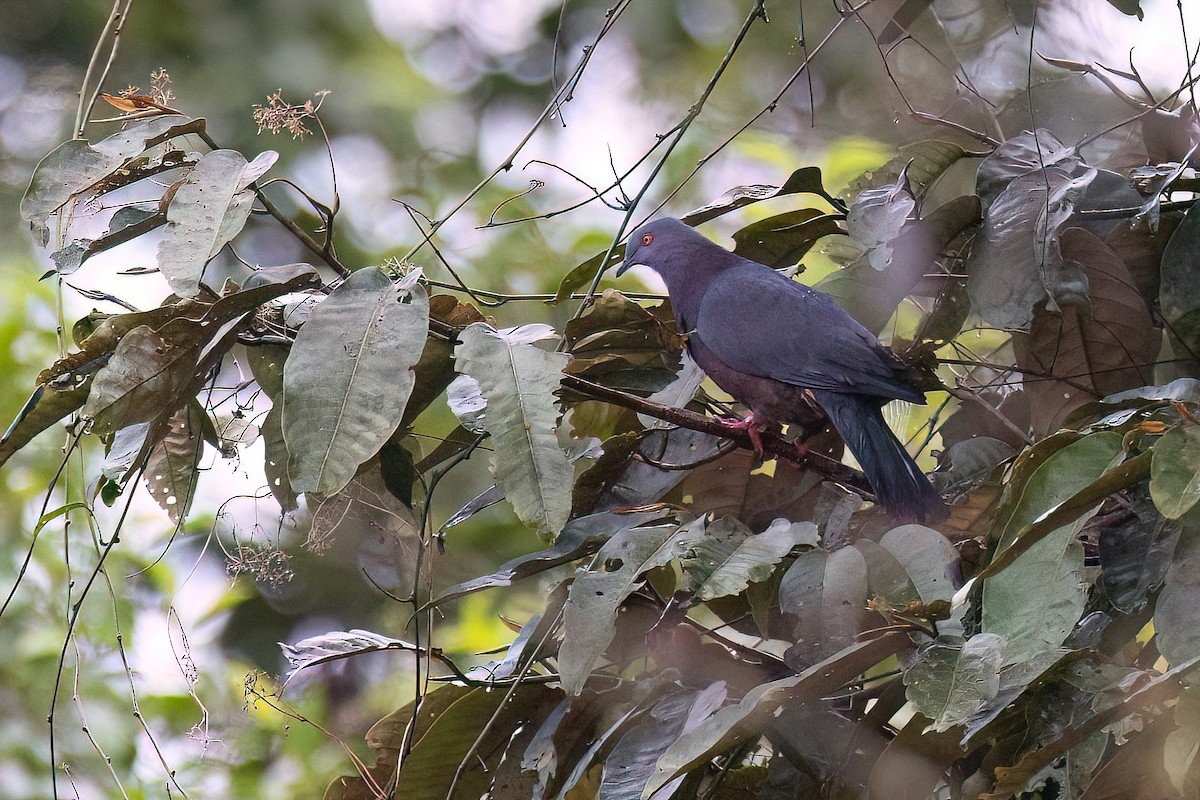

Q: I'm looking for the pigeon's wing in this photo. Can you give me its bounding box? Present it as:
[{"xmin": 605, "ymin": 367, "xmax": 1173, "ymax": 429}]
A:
[{"xmin": 695, "ymin": 264, "xmax": 925, "ymax": 403}]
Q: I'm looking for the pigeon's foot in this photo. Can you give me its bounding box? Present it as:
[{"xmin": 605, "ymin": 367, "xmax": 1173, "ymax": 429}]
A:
[{"xmin": 724, "ymin": 413, "xmax": 766, "ymax": 458}]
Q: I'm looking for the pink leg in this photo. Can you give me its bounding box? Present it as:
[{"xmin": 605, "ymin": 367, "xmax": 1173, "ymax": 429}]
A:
[{"xmin": 724, "ymin": 413, "xmax": 766, "ymax": 457}]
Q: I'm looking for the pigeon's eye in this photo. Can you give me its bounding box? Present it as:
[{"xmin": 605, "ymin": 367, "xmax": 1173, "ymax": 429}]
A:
[{"xmin": 641, "ymin": 233, "xmax": 654, "ymax": 246}]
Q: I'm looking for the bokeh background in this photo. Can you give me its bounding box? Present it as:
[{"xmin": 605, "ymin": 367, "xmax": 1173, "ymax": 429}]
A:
[{"xmin": 0, "ymin": 1, "xmax": 1195, "ymax": 796}]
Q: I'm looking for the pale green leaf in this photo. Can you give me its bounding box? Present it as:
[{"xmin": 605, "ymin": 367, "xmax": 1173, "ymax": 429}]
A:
[
  {"xmin": 1151, "ymin": 426, "xmax": 1200, "ymax": 519},
  {"xmin": 21, "ymin": 116, "xmax": 200, "ymax": 246},
  {"xmin": 157, "ymin": 149, "xmax": 273, "ymax": 297},
  {"xmin": 559, "ymin": 518, "xmax": 703, "ymax": 695},
  {"xmin": 904, "ymin": 634, "xmax": 1005, "ymax": 733},
  {"xmin": 283, "ymin": 267, "xmax": 429, "ymax": 497},
  {"xmin": 880, "ymin": 524, "xmax": 960, "ymax": 605},
  {"xmin": 454, "ymin": 322, "xmax": 571, "ymax": 537},
  {"xmin": 982, "ymin": 432, "xmax": 1124, "ymax": 665},
  {"xmin": 688, "ymin": 518, "xmax": 817, "ymax": 601},
  {"xmin": 1157, "ymin": 529, "xmax": 1200, "ymax": 669}
]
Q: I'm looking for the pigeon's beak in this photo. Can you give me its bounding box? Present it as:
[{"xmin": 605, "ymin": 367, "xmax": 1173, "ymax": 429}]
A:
[{"xmin": 614, "ymin": 260, "xmax": 633, "ymax": 277}]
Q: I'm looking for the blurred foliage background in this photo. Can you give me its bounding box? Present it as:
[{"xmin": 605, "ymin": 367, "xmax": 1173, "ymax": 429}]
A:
[{"xmin": 0, "ymin": 0, "xmax": 1194, "ymax": 796}]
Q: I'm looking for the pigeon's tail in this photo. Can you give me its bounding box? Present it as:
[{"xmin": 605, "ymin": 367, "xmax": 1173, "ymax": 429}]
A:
[{"xmin": 811, "ymin": 390, "xmax": 944, "ymax": 523}]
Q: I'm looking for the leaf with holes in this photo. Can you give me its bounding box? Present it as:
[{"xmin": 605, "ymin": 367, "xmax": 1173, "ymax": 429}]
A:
[
  {"xmin": 143, "ymin": 401, "xmax": 204, "ymax": 521},
  {"xmin": 283, "ymin": 267, "xmax": 428, "ymax": 497},
  {"xmin": 455, "ymin": 322, "xmax": 571, "ymax": 536}
]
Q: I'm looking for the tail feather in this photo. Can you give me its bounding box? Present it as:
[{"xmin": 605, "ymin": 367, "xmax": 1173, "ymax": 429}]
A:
[{"xmin": 811, "ymin": 390, "xmax": 943, "ymax": 523}]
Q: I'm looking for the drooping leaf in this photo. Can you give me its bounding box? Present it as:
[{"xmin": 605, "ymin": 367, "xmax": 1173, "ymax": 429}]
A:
[
  {"xmin": 642, "ymin": 632, "xmax": 909, "ymax": 798},
  {"xmin": 143, "ymin": 401, "xmax": 204, "ymax": 522},
  {"xmin": 261, "ymin": 404, "xmax": 297, "ymax": 512},
  {"xmin": 552, "ymin": 243, "xmax": 626, "ymax": 305},
  {"xmin": 455, "ymin": 322, "xmax": 572, "ymax": 536},
  {"xmin": 600, "ymin": 684, "xmax": 727, "ymax": 800},
  {"xmin": 903, "ymin": 633, "xmax": 1005, "ymax": 732},
  {"xmin": 730, "ymin": 209, "xmax": 843, "ymax": 268},
  {"xmin": 0, "ymin": 383, "xmax": 89, "ymax": 469},
  {"xmin": 967, "ymin": 165, "xmax": 1096, "ymax": 330},
  {"xmin": 1151, "ymin": 426, "xmax": 1200, "ymax": 521},
  {"xmin": 281, "ymin": 628, "xmax": 417, "ymax": 686},
  {"xmin": 879, "ymin": 524, "xmax": 960, "ymax": 605},
  {"xmin": 981, "ymin": 432, "xmax": 1124, "ymax": 665},
  {"xmin": 1156, "ymin": 528, "xmax": 1200, "ymax": 669},
  {"xmin": 779, "ymin": 545, "xmax": 870, "ymax": 669},
  {"xmin": 975, "ymin": 128, "xmax": 1086, "ymax": 208},
  {"xmin": 283, "ymin": 267, "xmax": 429, "ymax": 497},
  {"xmin": 1013, "ymin": 227, "xmax": 1158, "ymax": 435},
  {"xmin": 591, "ymin": 427, "xmax": 726, "ymax": 513},
  {"xmin": 681, "ymin": 167, "xmax": 835, "ymax": 226},
  {"xmin": 559, "ymin": 518, "xmax": 703, "ymax": 694},
  {"xmin": 157, "ymin": 149, "xmax": 277, "ymax": 297},
  {"xmin": 21, "ymin": 115, "xmax": 202, "ymax": 245},
  {"xmin": 445, "ymin": 374, "xmax": 486, "ymax": 433}
]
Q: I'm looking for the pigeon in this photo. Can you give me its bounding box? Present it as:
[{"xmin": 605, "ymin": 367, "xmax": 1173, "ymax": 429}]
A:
[{"xmin": 617, "ymin": 217, "xmax": 943, "ymax": 522}]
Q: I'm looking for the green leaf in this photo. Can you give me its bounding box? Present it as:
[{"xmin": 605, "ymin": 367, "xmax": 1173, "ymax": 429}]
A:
[
  {"xmin": 730, "ymin": 209, "xmax": 842, "ymax": 268},
  {"xmin": 20, "ymin": 115, "xmax": 201, "ymax": 246},
  {"xmin": 904, "ymin": 633, "xmax": 1005, "ymax": 732},
  {"xmin": 780, "ymin": 545, "xmax": 869, "ymax": 668},
  {"xmin": 1151, "ymin": 426, "xmax": 1200, "ymax": 519},
  {"xmin": 981, "ymin": 432, "xmax": 1124, "ymax": 664},
  {"xmin": 686, "ymin": 518, "xmax": 818, "ymax": 602},
  {"xmin": 843, "ymin": 139, "xmax": 976, "ymax": 201},
  {"xmin": 642, "ymin": 632, "xmax": 909, "ymax": 798},
  {"xmin": 455, "ymin": 322, "xmax": 572, "ymax": 536},
  {"xmin": 0, "ymin": 383, "xmax": 89, "ymax": 469},
  {"xmin": 879, "ymin": 524, "xmax": 960, "ymax": 605},
  {"xmin": 283, "ymin": 267, "xmax": 429, "ymax": 497},
  {"xmin": 157, "ymin": 149, "xmax": 277, "ymax": 297},
  {"xmin": 682, "ymin": 166, "xmax": 835, "ymax": 226},
  {"xmin": 559, "ymin": 518, "xmax": 702, "ymax": 694}
]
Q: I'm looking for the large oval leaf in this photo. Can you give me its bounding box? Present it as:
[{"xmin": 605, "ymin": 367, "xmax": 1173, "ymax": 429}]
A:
[
  {"xmin": 454, "ymin": 322, "xmax": 572, "ymax": 536},
  {"xmin": 283, "ymin": 267, "xmax": 429, "ymax": 496}
]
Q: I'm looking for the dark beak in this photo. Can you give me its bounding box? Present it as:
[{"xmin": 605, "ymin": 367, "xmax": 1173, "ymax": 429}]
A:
[{"xmin": 614, "ymin": 260, "xmax": 632, "ymax": 277}]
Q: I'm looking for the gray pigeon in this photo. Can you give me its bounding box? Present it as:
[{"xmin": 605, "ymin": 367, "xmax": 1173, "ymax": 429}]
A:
[{"xmin": 617, "ymin": 217, "xmax": 943, "ymax": 522}]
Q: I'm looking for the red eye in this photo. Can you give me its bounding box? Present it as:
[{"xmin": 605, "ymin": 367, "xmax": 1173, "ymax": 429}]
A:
[{"xmin": 641, "ymin": 233, "xmax": 654, "ymax": 246}]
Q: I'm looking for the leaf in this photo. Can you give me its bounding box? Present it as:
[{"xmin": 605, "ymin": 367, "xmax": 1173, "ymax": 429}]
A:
[
  {"xmin": 846, "ymin": 167, "xmax": 915, "ymax": 271},
  {"xmin": 445, "ymin": 374, "xmax": 486, "ymax": 433},
  {"xmin": 354, "ymin": 683, "xmax": 562, "ymax": 800},
  {"xmin": 1100, "ymin": 493, "xmax": 1183, "ymax": 613},
  {"xmin": 779, "ymin": 545, "xmax": 870, "ymax": 669},
  {"xmin": 904, "ymin": 633, "xmax": 1005, "ymax": 732},
  {"xmin": 981, "ymin": 432, "xmax": 1124, "ymax": 665},
  {"xmin": 845, "ymin": 139, "xmax": 976, "ymax": 201},
  {"xmin": 558, "ymin": 518, "xmax": 702, "ymax": 694},
  {"xmin": 1156, "ymin": 528, "xmax": 1200, "ymax": 668},
  {"xmin": 868, "ymin": 714, "xmax": 965, "ymax": 800},
  {"xmin": 0, "ymin": 383, "xmax": 89, "ymax": 469},
  {"xmin": 975, "ymin": 129, "xmax": 1086, "ymax": 208},
  {"xmin": 455, "ymin": 322, "xmax": 571, "ymax": 536},
  {"xmin": 143, "ymin": 401, "xmax": 204, "ymax": 521},
  {"xmin": 592, "ymin": 427, "xmax": 726, "ymax": 513},
  {"xmin": 600, "ymin": 685, "xmax": 727, "ymax": 800},
  {"xmin": 1013, "ymin": 228, "xmax": 1158, "ymax": 435},
  {"xmin": 683, "ymin": 517, "xmax": 818, "ymax": 601},
  {"xmin": 157, "ymin": 149, "xmax": 276, "ymax": 297},
  {"xmin": 21, "ymin": 115, "xmax": 201, "ymax": 246},
  {"xmin": 1151, "ymin": 426, "xmax": 1200, "ymax": 520},
  {"xmin": 432, "ymin": 510, "xmax": 668, "ymax": 606},
  {"xmin": 967, "ymin": 166, "xmax": 1096, "ymax": 330},
  {"xmin": 641, "ymin": 632, "xmax": 909, "ymax": 798},
  {"xmin": 280, "ymin": 628, "xmax": 416, "ymax": 685},
  {"xmin": 564, "ymin": 290, "xmax": 683, "ymax": 396},
  {"xmin": 681, "ymin": 167, "xmax": 834, "ymax": 226},
  {"xmin": 261, "ymin": 405, "xmax": 297, "ymax": 512},
  {"xmin": 637, "ymin": 351, "xmax": 705, "ymax": 430},
  {"xmin": 681, "ymin": 448, "xmax": 827, "ymax": 531},
  {"xmin": 283, "ymin": 267, "xmax": 429, "ymax": 497},
  {"xmin": 730, "ymin": 209, "xmax": 843, "ymax": 268},
  {"xmin": 880, "ymin": 525, "xmax": 961, "ymax": 606},
  {"xmin": 818, "ymin": 195, "xmax": 979, "ymax": 333},
  {"xmin": 552, "ymin": 243, "xmax": 626, "ymax": 305}
]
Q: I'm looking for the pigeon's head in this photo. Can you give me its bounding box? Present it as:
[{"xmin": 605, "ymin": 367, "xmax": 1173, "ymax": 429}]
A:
[{"xmin": 616, "ymin": 217, "xmax": 714, "ymax": 281}]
